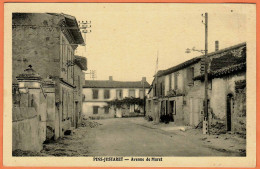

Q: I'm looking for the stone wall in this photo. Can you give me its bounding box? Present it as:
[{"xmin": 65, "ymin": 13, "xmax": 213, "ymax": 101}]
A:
[
  {"xmin": 232, "ymin": 82, "xmax": 246, "ymax": 136},
  {"xmin": 12, "ymin": 106, "xmax": 43, "ymax": 152},
  {"xmin": 12, "ymin": 67, "xmax": 56, "ymax": 152}
]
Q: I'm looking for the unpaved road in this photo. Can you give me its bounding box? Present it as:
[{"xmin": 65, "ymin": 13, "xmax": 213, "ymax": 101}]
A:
[{"xmin": 39, "ymin": 118, "xmax": 243, "ymax": 156}]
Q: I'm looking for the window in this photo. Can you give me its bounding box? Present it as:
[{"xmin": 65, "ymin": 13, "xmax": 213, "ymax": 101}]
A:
[
  {"xmin": 62, "ymin": 39, "xmax": 66, "ymax": 69},
  {"xmin": 116, "ymin": 90, "xmax": 122, "ymax": 99},
  {"xmin": 93, "ymin": 106, "xmax": 99, "ymax": 114},
  {"xmin": 78, "ymin": 76, "xmax": 81, "ymax": 95},
  {"xmin": 160, "ymin": 83, "xmax": 163, "ymax": 96},
  {"xmin": 92, "ymin": 89, "xmax": 99, "ymax": 99},
  {"xmin": 169, "ymin": 100, "xmax": 176, "ymax": 115},
  {"xmin": 104, "ymin": 90, "xmax": 110, "ymax": 99},
  {"xmin": 169, "ymin": 74, "xmax": 172, "ymax": 90},
  {"xmin": 187, "ymin": 67, "xmax": 194, "ymax": 86},
  {"xmin": 104, "ymin": 106, "xmax": 110, "ymax": 114},
  {"xmin": 154, "ymin": 84, "xmax": 157, "ymax": 97},
  {"xmin": 174, "ymin": 73, "xmax": 178, "ymax": 90},
  {"xmin": 129, "ymin": 89, "xmax": 135, "ymax": 97},
  {"xmin": 71, "ymin": 51, "xmax": 73, "ymax": 78},
  {"xmin": 208, "ymin": 80, "xmax": 212, "ymax": 90},
  {"xmin": 139, "ymin": 89, "xmax": 144, "ymax": 99},
  {"xmin": 67, "ymin": 48, "xmax": 70, "ymax": 76}
]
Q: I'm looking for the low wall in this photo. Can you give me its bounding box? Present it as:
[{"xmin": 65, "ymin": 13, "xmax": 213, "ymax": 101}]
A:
[{"xmin": 12, "ymin": 106, "xmax": 43, "ymax": 152}]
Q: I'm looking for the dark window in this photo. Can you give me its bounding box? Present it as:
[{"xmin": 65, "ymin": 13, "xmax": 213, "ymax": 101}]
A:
[
  {"xmin": 104, "ymin": 106, "xmax": 110, "ymax": 114},
  {"xmin": 174, "ymin": 73, "xmax": 178, "ymax": 90},
  {"xmin": 160, "ymin": 83, "xmax": 163, "ymax": 96},
  {"xmin": 116, "ymin": 90, "xmax": 122, "ymax": 99},
  {"xmin": 154, "ymin": 84, "xmax": 157, "ymax": 97},
  {"xmin": 169, "ymin": 75, "xmax": 172, "ymax": 90},
  {"xmin": 129, "ymin": 89, "xmax": 135, "ymax": 97},
  {"xmin": 104, "ymin": 90, "xmax": 110, "ymax": 99},
  {"xmin": 93, "ymin": 89, "xmax": 99, "ymax": 99},
  {"xmin": 93, "ymin": 106, "xmax": 99, "ymax": 114},
  {"xmin": 187, "ymin": 67, "xmax": 194, "ymax": 86},
  {"xmin": 169, "ymin": 100, "xmax": 176, "ymax": 115},
  {"xmin": 208, "ymin": 80, "xmax": 212, "ymax": 90}
]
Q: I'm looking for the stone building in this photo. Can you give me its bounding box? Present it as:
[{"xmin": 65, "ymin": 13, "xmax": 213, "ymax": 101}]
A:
[
  {"xmin": 146, "ymin": 42, "xmax": 246, "ymax": 134},
  {"xmin": 73, "ymin": 55, "xmax": 87, "ymax": 127},
  {"xmin": 12, "ymin": 13, "xmax": 87, "ymax": 140},
  {"xmin": 82, "ymin": 76, "xmax": 150, "ymax": 119}
]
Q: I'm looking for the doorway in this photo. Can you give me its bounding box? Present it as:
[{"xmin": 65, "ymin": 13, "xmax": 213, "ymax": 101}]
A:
[
  {"xmin": 169, "ymin": 100, "xmax": 175, "ymax": 122},
  {"xmin": 226, "ymin": 94, "xmax": 234, "ymax": 131}
]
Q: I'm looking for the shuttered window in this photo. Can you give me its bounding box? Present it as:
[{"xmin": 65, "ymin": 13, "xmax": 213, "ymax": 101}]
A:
[
  {"xmin": 93, "ymin": 106, "xmax": 99, "ymax": 114},
  {"xmin": 129, "ymin": 89, "xmax": 135, "ymax": 97},
  {"xmin": 104, "ymin": 90, "xmax": 110, "ymax": 99},
  {"xmin": 92, "ymin": 89, "xmax": 99, "ymax": 99}
]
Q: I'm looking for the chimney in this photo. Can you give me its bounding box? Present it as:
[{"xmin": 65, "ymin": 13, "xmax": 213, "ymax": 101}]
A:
[
  {"xmin": 109, "ymin": 76, "xmax": 113, "ymax": 81},
  {"xmin": 215, "ymin": 41, "xmax": 219, "ymax": 51},
  {"xmin": 142, "ymin": 77, "xmax": 146, "ymax": 82}
]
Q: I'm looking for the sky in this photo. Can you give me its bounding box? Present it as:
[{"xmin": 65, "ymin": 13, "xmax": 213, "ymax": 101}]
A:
[{"xmin": 8, "ymin": 3, "xmax": 255, "ymax": 84}]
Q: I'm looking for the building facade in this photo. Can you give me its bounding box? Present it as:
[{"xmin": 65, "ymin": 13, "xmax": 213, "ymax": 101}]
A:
[
  {"xmin": 146, "ymin": 42, "xmax": 246, "ymax": 134},
  {"xmin": 12, "ymin": 13, "xmax": 87, "ymax": 141},
  {"xmin": 82, "ymin": 76, "xmax": 150, "ymax": 119}
]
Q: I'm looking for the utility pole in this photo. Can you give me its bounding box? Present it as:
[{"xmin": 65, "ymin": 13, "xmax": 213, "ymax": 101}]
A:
[
  {"xmin": 85, "ymin": 70, "xmax": 97, "ymax": 80},
  {"xmin": 143, "ymin": 80, "xmax": 145, "ymax": 116},
  {"xmin": 203, "ymin": 12, "xmax": 209, "ymax": 135}
]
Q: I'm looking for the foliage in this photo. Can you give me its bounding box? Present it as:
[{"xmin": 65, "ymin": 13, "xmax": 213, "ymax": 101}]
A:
[{"xmin": 108, "ymin": 97, "xmax": 144, "ymax": 108}]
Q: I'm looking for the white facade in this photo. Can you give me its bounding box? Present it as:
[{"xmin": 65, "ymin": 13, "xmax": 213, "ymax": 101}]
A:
[{"xmin": 82, "ymin": 87, "xmax": 149, "ymax": 118}]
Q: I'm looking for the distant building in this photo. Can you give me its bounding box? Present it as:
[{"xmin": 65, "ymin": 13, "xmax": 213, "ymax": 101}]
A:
[
  {"xmin": 12, "ymin": 13, "xmax": 87, "ymax": 141},
  {"xmin": 82, "ymin": 76, "xmax": 150, "ymax": 119},
  {"xmin": 147, "ymin": 42, "xmax": 246, "ymax": 135}
]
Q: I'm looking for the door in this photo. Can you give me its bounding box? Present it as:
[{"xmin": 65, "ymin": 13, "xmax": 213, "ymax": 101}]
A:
[
  {"xmin": 226, "ymin": 94, "xmax": 233, "ymax": 131},
  {"xmin": 165, "ymin": 100, "xmax": 168, "ymax": 115},
  {"xmin": 75, "ymin": 102, "xmax": 78, "ymax": 128},
  {"xmin": 190, "ymin": 98, "xmax": 200, "ymax": 126},
  {"xmin": 169, "ymin": 100, "xmax": 175, "ymax": 122}
]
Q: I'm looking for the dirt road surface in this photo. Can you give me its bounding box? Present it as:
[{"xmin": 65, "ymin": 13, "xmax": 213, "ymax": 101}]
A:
[{"xmin": 37, "ymin": 117, "xmax": 245, "ymax": 156}]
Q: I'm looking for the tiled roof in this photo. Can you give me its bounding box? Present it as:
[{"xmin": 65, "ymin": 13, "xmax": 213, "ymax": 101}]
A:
[
  {"xmin": 156, "ymin": 42, "xmax": 246, "ymax": 77},
  {"xmin": 74, "ymin": 55, "xmax": 87, "ymax": 70},
  {"xmin": 210, "ymin": 46, "xmax": 246, "ymax": 71},
  {"xmin": 193, "ymin": 62, "xmax": 246, "ymax": 80},
  {"xmin": 83, "ymin": 80, "xmax": 150, "ymax": 88},
  {"xmin": 157, "ymin": 57, "xmax": 201, "ymax": 77}
]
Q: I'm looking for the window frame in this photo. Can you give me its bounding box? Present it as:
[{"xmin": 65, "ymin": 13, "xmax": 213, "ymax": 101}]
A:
[
  {"xmin": 129, "ymin": 89, "xmax": 135, "ymax": 98},
  {"xmin": 104, "ymin": 106, "xmax": 110, "ymax": 114},
  {"xmin": 93, "ymin": 106, "xmax": 99, "ymax": 114},
  {"xmin": 116, "ymin": 89, "xmax": 123, "ymax": 99},
  {"xmin": 92, "ymin": 89, "xmax": 99, "ymax": 99},
  {"xmin": 104, "ymin": 89, "xmax": 110, "ymax": 99}
]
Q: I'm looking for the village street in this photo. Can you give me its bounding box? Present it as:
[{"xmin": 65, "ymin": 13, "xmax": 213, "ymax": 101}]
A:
[{"xmin": 23, "ymin": 117, "xmax": 246, "ymax": 157}]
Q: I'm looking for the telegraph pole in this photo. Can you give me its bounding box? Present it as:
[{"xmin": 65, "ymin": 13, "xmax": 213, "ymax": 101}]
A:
[
  {"xmin": 143, "ymin": 80, "xmax": 145, "ymax": 116},
  {"xmin": 203, "ymin": 12, "xmax": 209, "ymax": 135}
]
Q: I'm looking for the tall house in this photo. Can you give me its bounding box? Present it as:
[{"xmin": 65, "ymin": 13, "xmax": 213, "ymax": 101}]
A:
[
  {"xmin": 12, "ymin": 13, "xmax": 86, "ymax": 139},
  {"xmin": 82, "ymin": 76, "xmax": 150, "ymax": 119}
]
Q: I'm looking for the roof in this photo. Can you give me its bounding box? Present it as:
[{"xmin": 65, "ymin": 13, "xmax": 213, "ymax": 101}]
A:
[
  {"xmin": 193, "ymin": 62, "xmax": 246, "ymax": 80},
  {"xmin": 210, "ymin": 45, "xmax": 246, "ymax": 71},
  {"xmin": 157, "ymin": 57, "xmax": 201, "ymax": 77},
  {"xmin": 84, "ymin": 80, "xmax": 150, "ymax": 88},
  {"xmin": 74, "ymin": 55, "xmax": 87, "ymax": 70},
  {"xmin": 193, "ymin": 42, "xmax": 246, "ymax": 80},
  {"xmin": 48, "ymin": 13, "xmax": 84, "ymax": 45},
  {"xmin": 156, "ymin": 42, "xmax": 246, "ymax": 77}
]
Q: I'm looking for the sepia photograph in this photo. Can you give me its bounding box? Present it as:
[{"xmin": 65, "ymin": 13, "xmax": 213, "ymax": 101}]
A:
[{"xmin": 3, "ymin": 2, "xmax": 256, "ymax": 167}]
